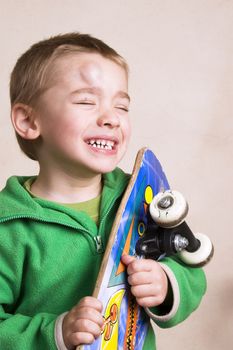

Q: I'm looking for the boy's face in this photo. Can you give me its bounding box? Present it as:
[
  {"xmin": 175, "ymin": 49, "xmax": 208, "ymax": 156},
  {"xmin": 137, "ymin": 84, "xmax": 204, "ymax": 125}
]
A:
[{"xmin": 34, "ymin": 53, "xmax": 131, "ymax": 177}]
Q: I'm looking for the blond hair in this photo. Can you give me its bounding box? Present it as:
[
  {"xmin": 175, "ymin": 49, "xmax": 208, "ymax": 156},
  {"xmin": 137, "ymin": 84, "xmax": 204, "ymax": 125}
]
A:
[{"xmin": 10, "ymin": 32, "xmax": 128, "ymax": 160}]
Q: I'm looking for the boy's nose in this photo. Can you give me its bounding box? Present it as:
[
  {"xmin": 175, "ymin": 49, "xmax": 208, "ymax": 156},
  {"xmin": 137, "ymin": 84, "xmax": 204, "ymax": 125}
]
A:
[{"xmin": 97, "ymin": 109, "xmax": 120, "ymax": 128}]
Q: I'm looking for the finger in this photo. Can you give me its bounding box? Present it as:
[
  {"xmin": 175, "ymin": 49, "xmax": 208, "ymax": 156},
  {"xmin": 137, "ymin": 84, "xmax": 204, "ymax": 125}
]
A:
[
  {"xmin": 131, "ymin": 283, "xmax": 158, "ymax": 298},
  {"xmin": 127, "ymin": 271, "xmax": 152, "ymax": 286},
  {"xmin": 131, "ymin": 283, "xmax": 166, "ymax": 304},
  {"xmin": 74, "ymin": 308, "xmax": 104, "ymax": 327},
  {"xmin": 126, "ymin": 258, "xmax": 155, "ymax": 275},
  {"xmin": 136, "ymin": 295, "xmax": 164, "ymax": 308},
  {"xmin": 70, "ymin": 331, "xmax": 95, "ymax": 346},
  {"xmin": 121, "ymin": 254, "xmax": 136, "ymax": 266},
  {"xmin": 78, "ymin": 297, "xmax": 103, "ymax": 312},
  {"xmin": 72, "ymin": 318, "xmax": 102, "ymax": 338}
]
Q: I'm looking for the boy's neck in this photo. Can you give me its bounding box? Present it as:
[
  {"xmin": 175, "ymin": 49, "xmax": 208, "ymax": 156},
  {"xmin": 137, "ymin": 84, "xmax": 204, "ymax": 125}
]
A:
[{"xmin": 30, "ymin": 170, "xmax": 102, "ymax": 204}]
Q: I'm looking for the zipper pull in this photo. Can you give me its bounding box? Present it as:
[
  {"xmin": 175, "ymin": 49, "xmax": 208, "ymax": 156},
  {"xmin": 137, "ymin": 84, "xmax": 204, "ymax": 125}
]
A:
[{"xmin": 94, "ymin": 235, "xmax": 103, "ymax": 253}]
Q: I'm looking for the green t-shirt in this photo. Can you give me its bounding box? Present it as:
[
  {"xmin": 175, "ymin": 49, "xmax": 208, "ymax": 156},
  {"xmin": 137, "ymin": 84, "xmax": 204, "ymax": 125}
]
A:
[{"xmin": 24, "ymin": 178, "xmax": 101, "ymax": 224}]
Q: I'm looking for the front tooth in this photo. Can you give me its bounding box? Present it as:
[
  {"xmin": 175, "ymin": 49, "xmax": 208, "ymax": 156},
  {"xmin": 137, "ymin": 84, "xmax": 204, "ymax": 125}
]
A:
[{"xmin": 88, "ymin": 139, "xmax": 114, "ymax": 149}]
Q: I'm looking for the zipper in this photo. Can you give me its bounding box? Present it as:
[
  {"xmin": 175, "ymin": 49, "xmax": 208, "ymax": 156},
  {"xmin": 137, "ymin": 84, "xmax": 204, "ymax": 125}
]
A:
[
  {"xmin": 96, "ymin": 193, "xmax": 122, "ymax": 252},
  {"xmin": 94, "ymin": 235, "xmax": 103, "ymax": 253},
  {"xmin": 98, "ymin": 175, "xmax": 129, "ymax": 233},
  {"xmin": 93, "ymin": 193, "xmax": 121, "ymax": 254},
  {"xmin": 99, "ymin": 195, "xmax": 120, "ymax": 229}
]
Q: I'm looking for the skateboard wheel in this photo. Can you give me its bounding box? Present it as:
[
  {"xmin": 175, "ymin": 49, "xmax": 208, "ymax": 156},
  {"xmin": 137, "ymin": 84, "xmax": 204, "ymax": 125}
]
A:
[
  {"xmin": 149, "ymin": 190, "xmax": 188, "ymax": 228},
  {"xmin": 178, "ymin": 232, "xmax": 213, "ymax": 266}
]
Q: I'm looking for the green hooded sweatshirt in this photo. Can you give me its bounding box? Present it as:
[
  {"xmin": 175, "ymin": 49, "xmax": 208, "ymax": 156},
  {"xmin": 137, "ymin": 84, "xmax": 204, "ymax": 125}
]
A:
[{"xmin": 0, "ymin": 169, "xmax": 206, "ymax": 349}]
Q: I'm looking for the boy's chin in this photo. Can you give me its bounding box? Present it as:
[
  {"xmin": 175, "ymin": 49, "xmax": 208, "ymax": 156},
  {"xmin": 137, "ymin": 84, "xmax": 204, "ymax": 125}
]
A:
[
  {"xmin": 92, "ymin": 164, "xmax": 117, "ymax": 175},
  {"xmin": 88, "ymin": 157, "xmax": 123, "ymax": 175},
  {"xmin": 89, "ymin": 160, "xmax": 120, "ymax": 175},
  {"xmin": 84, "ymin": 149, "xmax": 127, "ymax": 175}
]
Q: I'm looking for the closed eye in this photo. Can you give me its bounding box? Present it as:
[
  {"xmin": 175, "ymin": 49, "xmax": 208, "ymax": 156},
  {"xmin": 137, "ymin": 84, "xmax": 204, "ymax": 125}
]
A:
[
  {"xmin": 116, "ymin": 106, "xmax": 129, "ymax": 112},
  {"xmin": 74, "ymin": 101, "xmax": 96, "ymax": 105}
]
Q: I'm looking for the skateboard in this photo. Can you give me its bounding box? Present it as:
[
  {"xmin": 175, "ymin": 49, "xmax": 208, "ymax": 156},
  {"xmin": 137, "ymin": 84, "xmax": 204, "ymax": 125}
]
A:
[{"xmin": 77, "ymin": 148, "xmax": 213, "ymax": 350}]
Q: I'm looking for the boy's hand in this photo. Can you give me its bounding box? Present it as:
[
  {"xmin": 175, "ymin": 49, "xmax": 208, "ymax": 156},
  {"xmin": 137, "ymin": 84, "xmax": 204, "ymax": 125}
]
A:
[
  {"xmin": 121, "ymin": 254, "xmax": 168, "ymax": 308},
  {"xmin": 62, "ymin": 296, "xmax": 104, "ymax": 349}
]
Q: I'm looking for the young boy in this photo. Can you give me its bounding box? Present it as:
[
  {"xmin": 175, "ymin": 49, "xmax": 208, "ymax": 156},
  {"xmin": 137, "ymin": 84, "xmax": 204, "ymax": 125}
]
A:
[{"xmin": 0, "ymin": 33, "xmax": 206, "ymax": 349}]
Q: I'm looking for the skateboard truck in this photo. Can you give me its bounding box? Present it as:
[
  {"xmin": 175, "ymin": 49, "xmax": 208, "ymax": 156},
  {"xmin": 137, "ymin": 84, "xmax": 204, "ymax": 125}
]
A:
[{"xmin": 135, "ymin": 190, "xmax": 213, "ymax": 266}]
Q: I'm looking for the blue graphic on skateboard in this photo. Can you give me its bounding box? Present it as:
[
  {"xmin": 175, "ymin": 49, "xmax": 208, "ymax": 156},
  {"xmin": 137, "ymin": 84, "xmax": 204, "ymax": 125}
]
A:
[{"xmin": 78, "ymin": 148, "xmax": 169, "ymax": 350}]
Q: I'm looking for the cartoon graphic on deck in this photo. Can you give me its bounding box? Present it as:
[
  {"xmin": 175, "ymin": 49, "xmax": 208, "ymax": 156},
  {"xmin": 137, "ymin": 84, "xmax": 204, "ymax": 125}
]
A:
[{"xmin": 101, "ymin": 289, "xmax": 125, "ymax": 349}]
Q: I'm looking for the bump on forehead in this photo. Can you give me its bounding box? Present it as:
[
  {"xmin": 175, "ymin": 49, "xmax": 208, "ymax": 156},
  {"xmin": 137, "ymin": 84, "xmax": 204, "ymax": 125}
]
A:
[
  {"xmin": 45, "ymin": 53, "xmax": 103, "ymax": 87},
  {"xmin": 79, "ymin": 61, "xmax": 103, "ymax": 85},
  {"xmin": 44, "ymin": 52, "xmax": 127, "ymax": 91},
  {"xmin": 79, "ymin": 59, "xmax": 128, "ymax": 90}
]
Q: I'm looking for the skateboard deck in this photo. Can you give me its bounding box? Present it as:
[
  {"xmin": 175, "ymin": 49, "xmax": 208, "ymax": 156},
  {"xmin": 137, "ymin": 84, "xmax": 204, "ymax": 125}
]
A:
[{"xmin": 78, "ymin": 148, "xmax": 170, "ymax": 350}]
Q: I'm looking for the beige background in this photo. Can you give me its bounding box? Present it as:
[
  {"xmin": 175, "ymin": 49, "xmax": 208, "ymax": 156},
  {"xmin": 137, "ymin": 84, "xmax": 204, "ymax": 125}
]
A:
[{"xmin": 1, "ymin": 0, "xmax": 232, "ymax": 348}]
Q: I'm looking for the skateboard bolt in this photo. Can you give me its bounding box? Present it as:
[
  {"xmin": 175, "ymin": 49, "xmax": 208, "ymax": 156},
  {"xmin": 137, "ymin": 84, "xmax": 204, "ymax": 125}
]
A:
[
  {"xmin": 158, "ymin": 195, "xmax": 174, "ymax": 210},
  {"xmin": 174, "ymin": 234, "xmax": 189, "ymax": 252},
  {"xmin": 140, "ymin": 244, "xmax": 148, "ymax": 253}
]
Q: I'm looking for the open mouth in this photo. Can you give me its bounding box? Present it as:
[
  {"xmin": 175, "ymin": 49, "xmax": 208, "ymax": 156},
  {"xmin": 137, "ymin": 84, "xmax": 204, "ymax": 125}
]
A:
[{"xmin": 86, "ymin": 139, "xmax": 116, "ymax": 150}]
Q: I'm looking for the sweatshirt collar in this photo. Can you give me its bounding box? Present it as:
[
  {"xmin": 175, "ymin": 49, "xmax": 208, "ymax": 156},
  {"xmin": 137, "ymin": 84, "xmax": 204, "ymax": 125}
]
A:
[{"xmin": 0, "ymin": 169, "xmax": 130, "ymax": 228}]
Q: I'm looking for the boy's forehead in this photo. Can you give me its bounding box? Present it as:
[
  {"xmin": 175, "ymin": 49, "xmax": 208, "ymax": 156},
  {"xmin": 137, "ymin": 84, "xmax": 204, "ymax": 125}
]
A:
[{"xmin": 52, "ymin": 53, "xmax": 127, "ymax": 87}]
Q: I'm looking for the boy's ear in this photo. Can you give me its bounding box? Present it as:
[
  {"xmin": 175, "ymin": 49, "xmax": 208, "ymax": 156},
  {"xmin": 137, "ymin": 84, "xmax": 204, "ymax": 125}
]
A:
[{"xmin": 11, "ymin": 103, "xmax": 41, "ymax": 140}]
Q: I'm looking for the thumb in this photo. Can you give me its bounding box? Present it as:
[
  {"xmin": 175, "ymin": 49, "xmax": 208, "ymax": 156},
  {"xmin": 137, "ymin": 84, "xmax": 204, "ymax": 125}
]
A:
[{"xmin": 121, "ymin": 254, "xmax": 136, "ymax": 266}]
